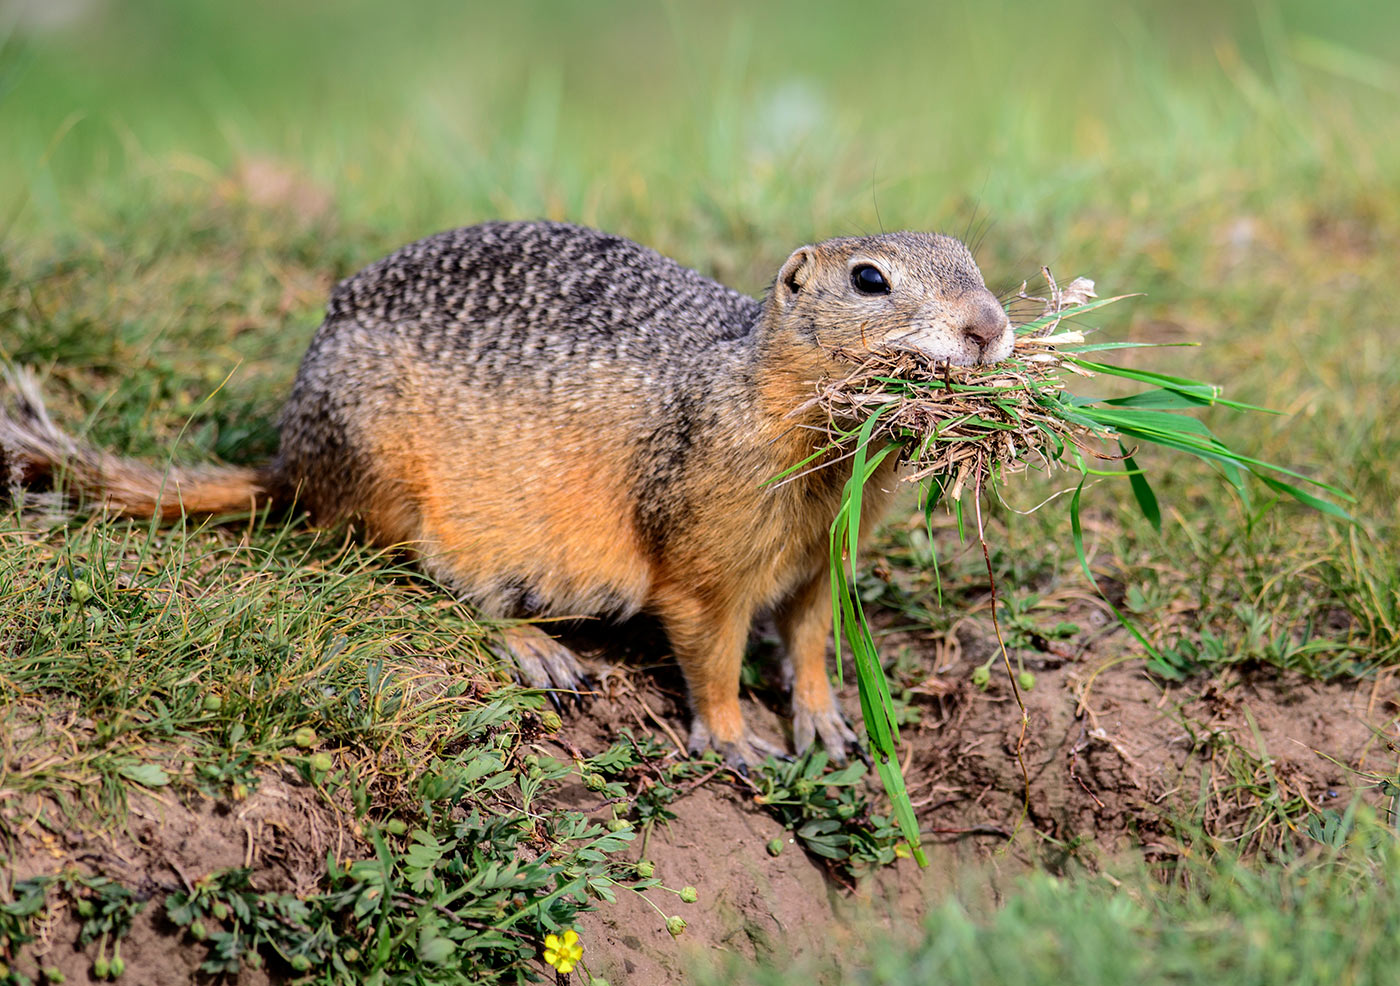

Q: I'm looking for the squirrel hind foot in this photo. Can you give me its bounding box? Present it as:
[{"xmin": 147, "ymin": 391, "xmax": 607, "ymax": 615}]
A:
[
  {"xmin": 687, "ymin": 718, "xmax": 789, "ymax": 771},
  {"xmin": 791, "ymin": 702, "xmax": 859, "ymax": 766},
  {"xmin": 493, "ymin": 625, "xmax": 592, "ymax": 705}
]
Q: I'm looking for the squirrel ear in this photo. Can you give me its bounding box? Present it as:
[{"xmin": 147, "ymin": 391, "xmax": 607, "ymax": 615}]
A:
[{"xmin": 777, "ymin": 247, "xmax": 816, "ymax": 301}]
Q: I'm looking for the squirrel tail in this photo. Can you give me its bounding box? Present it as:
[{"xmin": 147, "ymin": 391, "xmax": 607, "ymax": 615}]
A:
[{"xmin": 1, "ymin": 366, "xmax": 277, "ymax": 520}]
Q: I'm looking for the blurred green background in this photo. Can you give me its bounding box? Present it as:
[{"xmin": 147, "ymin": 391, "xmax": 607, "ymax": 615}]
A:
[{"xmin": 5, "ymin": 0, "xmax": 1399, "ymax": 269}]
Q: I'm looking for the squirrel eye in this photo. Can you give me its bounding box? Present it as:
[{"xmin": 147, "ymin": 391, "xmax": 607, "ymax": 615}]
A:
[{"xmin": 851, "ymin": 264, "xmax": 890, "ymax": 295}]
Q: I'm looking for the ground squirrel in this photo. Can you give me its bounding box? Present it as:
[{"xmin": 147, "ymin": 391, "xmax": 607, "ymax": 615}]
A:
[{"xmin": 0, "ymin": 221, "xmax": 1013, "ymax": 766}]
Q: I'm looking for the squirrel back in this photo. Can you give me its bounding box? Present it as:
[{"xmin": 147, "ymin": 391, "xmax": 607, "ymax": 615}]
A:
[{"xmin": 275, "ymin": 221, "xmax": 765, "ymax": 575}]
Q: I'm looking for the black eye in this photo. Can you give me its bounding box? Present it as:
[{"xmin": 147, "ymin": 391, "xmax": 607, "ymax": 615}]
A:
[{"xmin": 851, "ymin": 264, "xmax": 890, "ymax": 295}]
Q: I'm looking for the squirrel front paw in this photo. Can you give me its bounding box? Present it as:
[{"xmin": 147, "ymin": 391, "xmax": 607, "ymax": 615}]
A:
[{"xmin": 493, "ymin": 625, "xmax": 592, "ymax": 709}]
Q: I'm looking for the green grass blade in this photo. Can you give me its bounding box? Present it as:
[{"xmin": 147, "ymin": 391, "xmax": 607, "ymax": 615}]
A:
[
  {"xmin": 1107, "ymin": 421, "xmax": 1352, "ymax": 499},
  {"xmin": 1085, "ymin": 406, "xmax": 1218, "ymax": 438},
  {"xmin": 1121, "ymin": 446, "xmax": 1162, "ymax": 532},
  {"xmin": 1102, "ymin": 390, "xmax": 1216, "ymax": 410},
  {"xmin": 827, "ymin": 432, "xmax": 925, "ymax": 865},
  {"xmin": 1065, "ymin": 357, "xmax": 1279, "ymax": 413},
  {"xmin": 845, "ymin": 412, "xmax": 883, "ymax": 565},
  {"xmin": 1060, "ymin": 341, "xmax": 1198, "ymax": 353},
  {"xmin": 1013, "ymin": 294, "xmax": 1142, "ymax": 334},
  {"xmin": 1120, "ymin": 456, "xmax": 1164, "ymax": 532},
  {"xmin": 1256, "ymin": 473, "xmax": 1356, "ymax": 522}
]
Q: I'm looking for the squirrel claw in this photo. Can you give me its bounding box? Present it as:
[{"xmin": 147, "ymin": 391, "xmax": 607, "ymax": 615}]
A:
[
  {"xmin": 854, "ymin": 742, "xmax": 873, "ymax": 768},
  {"xmin": 571, "ymin": 673, "xmax": 594, "ymax": 709}
]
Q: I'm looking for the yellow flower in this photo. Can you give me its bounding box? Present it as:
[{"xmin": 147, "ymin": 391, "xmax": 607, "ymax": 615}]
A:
[{"xmin": 543, "ymin": 929, "xmax": 584, "ymax": 975}]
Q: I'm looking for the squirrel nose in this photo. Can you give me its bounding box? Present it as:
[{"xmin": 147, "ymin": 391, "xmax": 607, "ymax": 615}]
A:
[{"xmin": 961, "ymin": 299, "xmax": 1010, "ymax": 350}]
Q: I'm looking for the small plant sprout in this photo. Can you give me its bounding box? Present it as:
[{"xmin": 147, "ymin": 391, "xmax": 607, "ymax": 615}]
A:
[{"xmin": 543, "ymin": 929, "xmax": 584, "ymax": 976}]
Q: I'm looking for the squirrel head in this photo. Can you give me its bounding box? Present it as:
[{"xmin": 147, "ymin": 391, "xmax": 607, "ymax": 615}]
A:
[{"xmin": 763, "ymin": 232, "xmax": 1012, "ymax": 368}]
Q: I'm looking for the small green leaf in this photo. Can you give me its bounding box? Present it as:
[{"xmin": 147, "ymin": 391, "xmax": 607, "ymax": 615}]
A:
[
  {"xmin": 119, "ymin": 763, "xmax": 170, "ymax": 787},
  {"xmin": 417, "ymin": 934, "xmax": 456, "ymax": 965}
]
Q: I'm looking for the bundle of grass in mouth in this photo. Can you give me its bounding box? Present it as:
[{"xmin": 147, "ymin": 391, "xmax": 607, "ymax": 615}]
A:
[{"xmin": 788, "ymin": 272, "xmax": 1352, "ymax": 868}]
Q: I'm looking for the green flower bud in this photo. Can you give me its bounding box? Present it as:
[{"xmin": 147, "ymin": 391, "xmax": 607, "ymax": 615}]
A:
[
  {"xmin": 43, "ymin": 967, "xmax": 65, "ymax": 984},
  {"xmin": 109, "ymin": 956, "xmax": 125, "ymax": 978},
  {"xmin": 202, "ymin": 694, "xmax": 223, "ymax": 712},
  {"xmin": 342, "ymin": 947, "xmax": 361, "ymax": 963},
  {"xmin": 666, "ymin": 915, "xmax": 686, "ymax": 937},
  {"xmin": 384, "ymin": 819, "xmax": 408, "ymax": 836},
  {"xmin": 606, "ymin": 818, "xmax": 631, "ymax": 833},
  {"xmin": 189, "ymin": 920, "xmax": 208, "ymax": 941},
  {"xmin": 679, "ymin": 886, "xmax": 698, "ymax": 904},
  {"xmin": 971, "ymin": 665, "xmax": 991, "ymax": 690},
  {"xmin": 75, "ymin": 898, "xmax": 95, "ymax": 917},
  {"xmin": 310, "ymin": 752, "xmax": 335, "ymax": 772},
  {"xmin": 1018, "ymin": 671, "xmax": 1036, "ymax": 691},
  {"xmin": 290, "ymin": 954, "xmax": 312, "ymax": 971},
  {"xmin": 293, "ymin": 727, "xmax": 318, "ymax": 749},
  {"xmin": 92, "ymin": 958, "xmax": 109, "ymax": 980},
  {"xmin": 584, "ymin": 773, "xmax": 607, "ymax": 791},
  {"xmin": 211, "ymin": 901, "xmax": 230, "ymax": 921},
  {"xmin": 766, "ymin": 838, "xmax": 783, "ymax": 856},
  {"xmin": 635, "ymin": 860, "xmax": 654, "ymax": 878},
  {"xmin": 540, "ymin": 711, "xmax": 563, "ymax": 732}
]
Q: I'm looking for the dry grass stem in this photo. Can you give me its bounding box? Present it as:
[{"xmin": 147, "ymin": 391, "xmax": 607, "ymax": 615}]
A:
[{"xmin": 803, "ymin": 322, "xmax": 1098, "ymax": 491}]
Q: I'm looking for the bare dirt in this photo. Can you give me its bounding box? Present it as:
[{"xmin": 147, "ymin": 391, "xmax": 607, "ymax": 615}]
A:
[
  {"xmin": 558, "ymin": 607, "xmax": 1396, "ymax": 984},
  {"xmin": 5, "ymin": 772, "xmax": 336, "ymax": 986},
  {"xmin": 5, "ymin": 608, "xmax": 1396, "ymax": 985}
]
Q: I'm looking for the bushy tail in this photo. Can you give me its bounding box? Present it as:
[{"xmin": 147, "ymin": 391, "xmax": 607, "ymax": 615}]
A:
[{"xmin": 0, "ymin": 367, "xmax": 276, "ymax": 520}]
